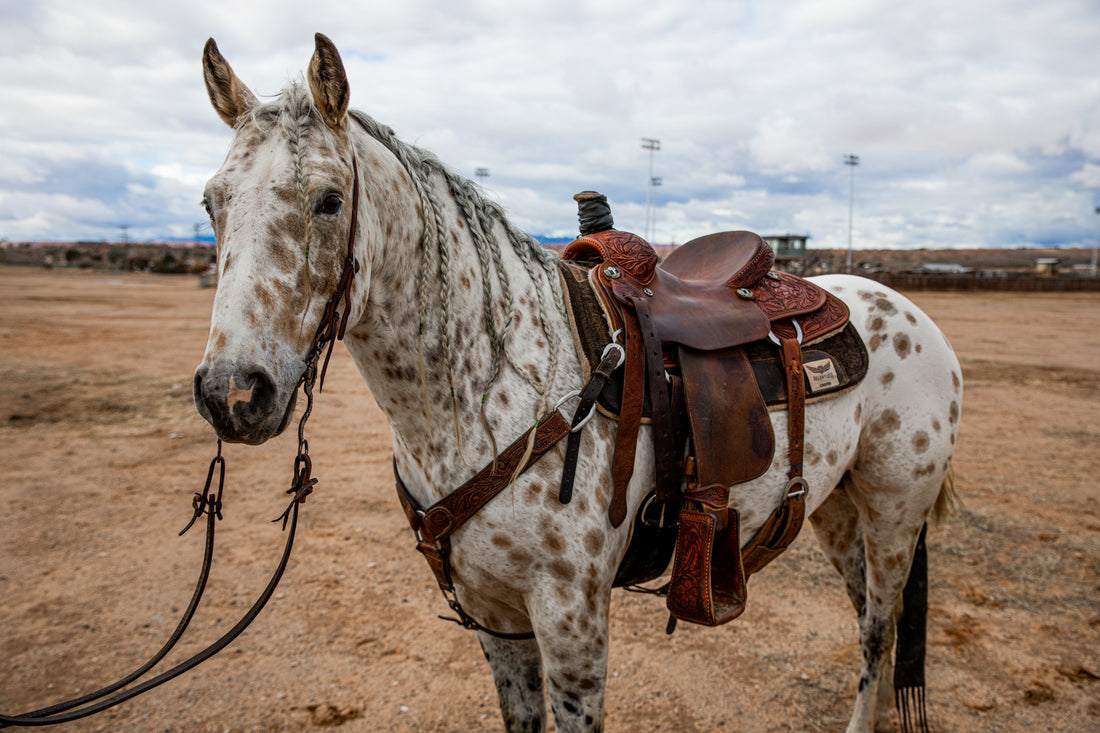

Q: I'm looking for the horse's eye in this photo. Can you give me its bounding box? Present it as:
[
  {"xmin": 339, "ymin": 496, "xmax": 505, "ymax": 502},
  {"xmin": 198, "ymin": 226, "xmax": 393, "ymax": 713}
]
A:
[
  {"xmin": 201, "ymin": 197, "xmax": 213, "ymax": 218},
  {"xmin": 320, "ymin": 193, "xmax": 343, "ymax": 215}
]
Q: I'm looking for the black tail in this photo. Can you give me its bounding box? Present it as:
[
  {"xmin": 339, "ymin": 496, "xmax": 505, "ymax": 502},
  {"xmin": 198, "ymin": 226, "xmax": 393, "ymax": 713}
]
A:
[{"xmin": 894, "ymin": 523, "xmax": 929, "ymax": 733}]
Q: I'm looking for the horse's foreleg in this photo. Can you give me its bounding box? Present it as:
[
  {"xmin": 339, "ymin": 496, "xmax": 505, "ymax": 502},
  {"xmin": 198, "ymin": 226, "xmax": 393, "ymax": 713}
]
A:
[
  {"xmin": 477, "ymin": 633, "xmax": 546, "ymax": 733},
  {"xmin": 528, "ymin": 585, "xmax": 611, "ymax": 733}
]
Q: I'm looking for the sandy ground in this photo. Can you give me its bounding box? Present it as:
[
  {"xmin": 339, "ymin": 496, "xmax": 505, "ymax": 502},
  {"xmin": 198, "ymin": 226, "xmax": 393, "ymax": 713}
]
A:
[{"xmin": 0, "ymin": 265, "xmax": 1097, "ymax": 732}]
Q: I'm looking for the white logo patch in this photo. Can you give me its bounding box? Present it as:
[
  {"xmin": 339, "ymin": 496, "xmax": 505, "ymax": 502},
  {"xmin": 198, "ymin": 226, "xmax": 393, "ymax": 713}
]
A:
[{"xmin": 804, "ymin": 358, "xmax": 841, "ymax": 393}]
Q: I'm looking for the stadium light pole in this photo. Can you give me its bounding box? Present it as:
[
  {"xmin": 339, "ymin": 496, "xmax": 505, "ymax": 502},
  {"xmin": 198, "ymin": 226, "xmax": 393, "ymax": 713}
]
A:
[
  {"xmin": 475, "ymin": 167, "xmax": 490, "ymax": 183},
  {"xmin": 844, "ymin": 154, "xmax": 859, "ymax": 274},
  {"xmin": 642, "ymin": 138, "xmax": 660, "ymax": 241}
]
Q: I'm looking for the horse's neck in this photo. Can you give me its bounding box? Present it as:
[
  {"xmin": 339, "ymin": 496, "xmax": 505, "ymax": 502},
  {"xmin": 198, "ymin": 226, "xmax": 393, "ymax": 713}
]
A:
[{"xmin": 344, "ymin": 131, "xmax": 580, "ymax": 500}]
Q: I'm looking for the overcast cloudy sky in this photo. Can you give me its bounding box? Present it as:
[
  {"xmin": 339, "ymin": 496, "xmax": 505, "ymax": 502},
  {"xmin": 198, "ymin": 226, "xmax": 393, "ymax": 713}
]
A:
[{"xmin": 2, "ymin": 0, "xmax": 1098, "ymax": 249}]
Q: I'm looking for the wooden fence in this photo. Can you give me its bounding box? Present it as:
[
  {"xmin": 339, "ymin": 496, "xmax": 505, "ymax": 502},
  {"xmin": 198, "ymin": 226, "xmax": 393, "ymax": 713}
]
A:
[{"xmin": 864, "ymin": 273, "xmax": 1100, "ymax": 292}]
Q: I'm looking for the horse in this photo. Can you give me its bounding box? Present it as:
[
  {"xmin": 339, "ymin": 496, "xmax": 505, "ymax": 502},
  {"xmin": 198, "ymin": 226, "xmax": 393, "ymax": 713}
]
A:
[{"xmin": 194, "ymin": 34, "xmax": 962, "ymax": 733}]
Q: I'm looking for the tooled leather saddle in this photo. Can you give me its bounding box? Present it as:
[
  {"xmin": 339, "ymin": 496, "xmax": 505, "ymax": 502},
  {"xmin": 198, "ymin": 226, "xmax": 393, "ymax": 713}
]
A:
[{"xmin": 557, "ymin": 191, "xmax": 867, "ymax": 629}]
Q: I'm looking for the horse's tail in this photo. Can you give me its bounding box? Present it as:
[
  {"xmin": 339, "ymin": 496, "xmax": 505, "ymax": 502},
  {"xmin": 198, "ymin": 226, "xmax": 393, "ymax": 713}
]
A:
[
  {"xmin": 930, "ymin": 463, "xmax": 959, "ymax": 524},
  {"xmin": 894, "ymin": 523, "xmax": 929, "ymax": 733},
  {"xmin": 894, "ymin": 467, "xmax": 956, "ymax": 732}
]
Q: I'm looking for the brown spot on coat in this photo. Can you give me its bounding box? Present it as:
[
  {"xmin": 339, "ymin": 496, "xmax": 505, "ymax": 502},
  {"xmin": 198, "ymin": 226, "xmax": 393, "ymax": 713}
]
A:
[
  {"xmin": 905, "ymin": 312, "xmax": 918, "ymax": 325},
  {"xmin": 893, "ymin": 332, "xmax": 912, "ymax": 359},
  {"xmin": 874, "ymin": 297, "xmax": 898, "ymax": 315},
  {"xmin": 868, "ymin": 334, "xmax": 884, "ymax": 352},
  {"xmin": 584, "ymin": 528, "xmax": 604, "ymax": 555},
  {"xmin": 913, "ymin": 462, "xmax": 937, "ymax": 479},
  {"xmin": 868, "ymin": 408, "xmax": 901, "ymax": 438},
  {"xmin": 544, "ymin": 532, "xmax": 564, "ymax": 554},
  {"xmin": 509, "ymin": 548, "xmax": 533, "ymax": 567},
  {"xmin": 548, "ymin": 560, "xmax": 576, "ymax": 582},
  {"xmin": 948, "ymin": 400, "xmax": 959, "ymax": 425},
  {"xmin": 912, "ymin": 430, "xmax": 930, "ymax": 453},
  {"xmin": 881, "ymin": 371, "xmax": 895, "ymax": 388}
]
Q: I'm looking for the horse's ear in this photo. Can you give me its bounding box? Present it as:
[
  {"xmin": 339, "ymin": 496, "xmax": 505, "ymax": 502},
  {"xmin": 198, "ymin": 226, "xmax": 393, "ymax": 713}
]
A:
[
  {"xmin": 203, "ymin": 38, "xmax": 258, "ymax": 127},
  {"xmin": 308, "ymin": 33, "xmax": 350, "ymax": 129}
]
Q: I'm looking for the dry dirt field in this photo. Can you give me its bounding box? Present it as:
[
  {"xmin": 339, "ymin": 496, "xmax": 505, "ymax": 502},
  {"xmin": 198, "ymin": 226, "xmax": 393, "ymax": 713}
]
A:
[{"xmin": 1, "ymin": 265, "xmax": 1097, "ymax": 732}]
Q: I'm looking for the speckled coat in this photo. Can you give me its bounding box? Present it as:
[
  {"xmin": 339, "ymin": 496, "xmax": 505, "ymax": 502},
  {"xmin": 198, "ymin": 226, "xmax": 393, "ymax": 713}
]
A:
[{"xmin": 194, "ymin": 35, "xmax": 961, "ymax": 733}]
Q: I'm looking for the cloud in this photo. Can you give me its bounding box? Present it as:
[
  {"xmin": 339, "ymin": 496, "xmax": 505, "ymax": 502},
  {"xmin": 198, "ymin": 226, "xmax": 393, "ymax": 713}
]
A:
[
  {"xmin": 965, "ymin": 153, "xmax": 1031, "ymax": 175},
  {"xmin": 1070, "ymin": 163, "xmax": 1100, "ymax": 190},
  {"xmin": 0, "ymin": 0, "xmax": 1098, "ymax": 249}
]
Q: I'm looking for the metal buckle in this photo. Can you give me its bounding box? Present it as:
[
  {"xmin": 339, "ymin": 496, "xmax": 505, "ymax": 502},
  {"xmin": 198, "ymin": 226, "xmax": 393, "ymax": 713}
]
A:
[
  {"xmin": 553, "ymin": 389, "xmax": 581, "ymax": 413},
  {"xmin": 570, "ymin": 405, "xmax": 597, "ymax": 433},
  {"xmin": 553, "ymin": 389, "xmax": 597, "ymax": 433},
  {"xmin": 601, "ymin": 340, "xmax": 626, "ymax": 370},
  {"xmin": 639, "ymin": 492, "xmax": 677, "ymax": 529},
  {"xmin": 561, "ymin": 331, "xmax": 627, "ymax": 434},
  {"xmin": 784, "ymin": 476, "xmax": 809, "ymax": 499}
]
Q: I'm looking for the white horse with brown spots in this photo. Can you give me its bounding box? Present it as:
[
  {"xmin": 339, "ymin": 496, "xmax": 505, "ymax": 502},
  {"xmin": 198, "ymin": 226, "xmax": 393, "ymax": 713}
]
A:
[{"xmin": 194, "ymin": 34, "xmax": 961, "ymax": 733}]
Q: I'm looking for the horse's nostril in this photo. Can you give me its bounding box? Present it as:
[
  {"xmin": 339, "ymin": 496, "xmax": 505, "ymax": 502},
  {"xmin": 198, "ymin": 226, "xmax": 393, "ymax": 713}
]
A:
[{"xmin": 243, "ymin": 369, "xmax": 277, "ymax": 414}]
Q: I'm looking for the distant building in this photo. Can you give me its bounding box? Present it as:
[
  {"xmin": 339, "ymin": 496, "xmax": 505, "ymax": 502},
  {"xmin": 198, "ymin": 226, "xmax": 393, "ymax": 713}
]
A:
[
  {"xmin": 1034, "ymin": 258, "xmax": 1060, "ymax": 276},
  {"xmin": 764, "ymin": 234, "xmax": 809, "ymax": 274},
  {"xmin": 763, "ymin": 234, "xmax": 809, "ymax": 259}
]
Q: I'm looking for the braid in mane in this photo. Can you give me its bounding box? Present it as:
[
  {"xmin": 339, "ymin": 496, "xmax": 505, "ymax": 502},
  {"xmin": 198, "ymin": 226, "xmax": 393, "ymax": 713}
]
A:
[{"xmin": 348, "ymin": 109, "xmax": 569, "ymax": 458}]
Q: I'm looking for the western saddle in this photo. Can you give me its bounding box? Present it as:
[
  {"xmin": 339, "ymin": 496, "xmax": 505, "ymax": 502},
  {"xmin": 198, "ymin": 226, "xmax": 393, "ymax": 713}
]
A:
[{"xmin": 558, "ymin": 191, "xmax": 860, "ymax": 629}]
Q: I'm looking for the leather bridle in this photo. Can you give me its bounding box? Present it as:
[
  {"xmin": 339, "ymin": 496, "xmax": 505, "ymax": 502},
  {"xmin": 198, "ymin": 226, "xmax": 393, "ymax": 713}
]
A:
[{"xmin": 0, "ymin": 155, "xmax": 361, "ymax": 728}]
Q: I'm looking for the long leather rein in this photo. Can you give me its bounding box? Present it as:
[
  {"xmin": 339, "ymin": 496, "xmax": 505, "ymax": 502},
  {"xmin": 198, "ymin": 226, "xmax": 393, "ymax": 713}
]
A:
[{"xmin": 0, "ymin": 156, "xmax": 361, "ymax": 728}]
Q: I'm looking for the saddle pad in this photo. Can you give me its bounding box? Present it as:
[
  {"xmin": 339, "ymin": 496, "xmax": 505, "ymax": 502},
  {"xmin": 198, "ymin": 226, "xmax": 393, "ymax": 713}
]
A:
[{"xmin": 745, "ymin": 324, "xmax": 869, "ymax": 407}]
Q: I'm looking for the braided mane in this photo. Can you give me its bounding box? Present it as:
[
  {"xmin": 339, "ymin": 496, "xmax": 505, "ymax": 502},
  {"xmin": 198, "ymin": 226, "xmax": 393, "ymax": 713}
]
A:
[{"xmin": 348, "ymin": 108, "xmax": 568, "ymax": 455}]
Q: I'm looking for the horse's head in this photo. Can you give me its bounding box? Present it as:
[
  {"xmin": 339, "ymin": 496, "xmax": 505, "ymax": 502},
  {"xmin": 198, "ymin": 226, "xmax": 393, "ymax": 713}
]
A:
[{"xmin": 194, "ymin": 34, "xmax": 362, "ymax": 444}]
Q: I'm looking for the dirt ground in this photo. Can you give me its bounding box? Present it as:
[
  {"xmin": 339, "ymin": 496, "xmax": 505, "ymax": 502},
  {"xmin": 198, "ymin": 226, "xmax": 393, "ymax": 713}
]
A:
[{"xmin": 0, "ymin": 265, "xmax": 1097, "ymax": 732}]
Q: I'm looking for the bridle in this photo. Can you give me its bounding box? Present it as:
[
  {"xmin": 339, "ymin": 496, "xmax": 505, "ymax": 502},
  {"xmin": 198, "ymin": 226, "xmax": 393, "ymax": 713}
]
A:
[{"xmin": 0, "ymin": 155, "xmax": 361, "ymax": 728}]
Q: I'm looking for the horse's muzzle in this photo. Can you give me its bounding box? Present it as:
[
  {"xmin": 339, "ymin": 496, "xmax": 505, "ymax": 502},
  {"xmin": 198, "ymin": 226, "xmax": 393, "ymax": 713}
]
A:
[{"xmin": 193, "ymin": 363, "xmax": 296, "ymax": 444}]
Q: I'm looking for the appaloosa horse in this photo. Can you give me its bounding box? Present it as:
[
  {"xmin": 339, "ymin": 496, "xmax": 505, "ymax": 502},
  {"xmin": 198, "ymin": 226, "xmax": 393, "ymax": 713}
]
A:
[{"xmin": 194, "ymin": 34, "xmax": 961, "ymax": 733}]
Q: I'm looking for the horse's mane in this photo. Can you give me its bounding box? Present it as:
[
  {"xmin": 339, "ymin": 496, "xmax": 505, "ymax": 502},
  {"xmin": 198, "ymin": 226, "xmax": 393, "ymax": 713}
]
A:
[{"xmin": 348, "ymin": 105, "xmax": 568, "ymax": 457}]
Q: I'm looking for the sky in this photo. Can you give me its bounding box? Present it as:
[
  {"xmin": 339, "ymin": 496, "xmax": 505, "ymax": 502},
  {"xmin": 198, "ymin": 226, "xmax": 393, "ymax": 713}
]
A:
[{"xmin": 1, "ymin": 0, "xmax": 1099, "ymax": 250}]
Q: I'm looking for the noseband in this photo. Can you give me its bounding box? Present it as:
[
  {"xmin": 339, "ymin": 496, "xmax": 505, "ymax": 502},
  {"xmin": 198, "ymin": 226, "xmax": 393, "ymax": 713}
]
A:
[{"xmin": 0, "ymin": 156, "xmax": 362, "ymax": 728}]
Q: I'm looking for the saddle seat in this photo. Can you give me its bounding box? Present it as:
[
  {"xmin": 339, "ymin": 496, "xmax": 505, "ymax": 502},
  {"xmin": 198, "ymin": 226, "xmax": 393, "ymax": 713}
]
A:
[{"xmin": 563, "ymin": 229, "xmax": 844, "ymax": 351}]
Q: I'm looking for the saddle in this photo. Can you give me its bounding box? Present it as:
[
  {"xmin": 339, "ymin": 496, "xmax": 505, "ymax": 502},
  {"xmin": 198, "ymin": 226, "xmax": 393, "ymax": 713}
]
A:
[{"xmin": 558, "ymin": 192, "xmax": 865, "ymax": 629}]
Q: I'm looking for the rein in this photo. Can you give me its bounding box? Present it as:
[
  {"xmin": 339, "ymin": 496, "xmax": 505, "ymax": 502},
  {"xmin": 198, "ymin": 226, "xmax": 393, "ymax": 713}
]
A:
[{"xmin": 0, "ymin": 156, "xmax": 361, "ymax": 729}]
